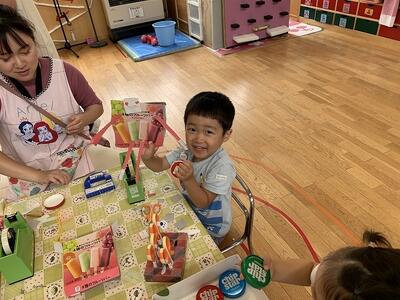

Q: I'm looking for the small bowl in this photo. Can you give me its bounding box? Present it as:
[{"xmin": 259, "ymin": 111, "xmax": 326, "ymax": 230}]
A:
[{"xmin": 43, "ymin": 194, "xmax": 65, "ymax": 210}]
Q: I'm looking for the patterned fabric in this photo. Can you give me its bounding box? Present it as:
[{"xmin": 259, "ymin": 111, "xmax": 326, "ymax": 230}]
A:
[
  {"xmin": 0, "ymin": 167, "xmax": 224, "ymax": 299},
  {"xmin": 166, "ymin": 148, "xmax": 236, "ymax": 238}
]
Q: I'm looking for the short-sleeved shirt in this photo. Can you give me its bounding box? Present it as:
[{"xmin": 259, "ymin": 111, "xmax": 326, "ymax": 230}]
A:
[{"xmin": 166, "ymin": 147, "xmax": 236, "ymax": 238}]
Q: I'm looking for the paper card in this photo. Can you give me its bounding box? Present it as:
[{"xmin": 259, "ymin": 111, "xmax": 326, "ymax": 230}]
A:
[
  {"xmin": 339, "ymin": 17, "xmax": 347, "ymax": 27},
  {"xmin": 123, "ymin": 98, "xmax": 141, "ymax": 114},
  {"xmin": 129, "ymin": 7, "xmax": 144, "ymax": 18},
  {"xmin": 62, "ymin": 226, "xmax": 120, "ymax": 297},
  {"xmin": 364, "ymin": 7, "xmax": 374, "ymax": 16},
  {"xmin": 343, "ymin": 3, "xmax": 350, "ymax": 13},
  {"xmin": 111, "ymin": 100, "xmax": 166, "ymax": 148}
]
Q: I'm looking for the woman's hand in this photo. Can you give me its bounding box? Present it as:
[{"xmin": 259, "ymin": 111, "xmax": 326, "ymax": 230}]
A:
[
  {"xmin": 66, "ymin": 114, "xmax": 88, "ymax": 135},
  {"xmin": 38, "ymin": 169, "xmax": 71, "ymax": 185}
]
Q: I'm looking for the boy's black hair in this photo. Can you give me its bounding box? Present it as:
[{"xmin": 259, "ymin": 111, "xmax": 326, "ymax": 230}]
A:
[
  {"xmin": 184, "ymin": 91, "xmax": 235, "ymax": 133},
  {"xmin": 0, "ymin": 5, "xmax": 35, "ymax": 55}
]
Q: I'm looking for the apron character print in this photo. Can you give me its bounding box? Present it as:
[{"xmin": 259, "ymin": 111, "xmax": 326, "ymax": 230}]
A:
[
  {"xmin": 32, "ymin": 121, "xmax": 58, "ymax": 144},
  {"xmin": 18, "ymin": 121, "xmax": 35, "ymax": 144}
]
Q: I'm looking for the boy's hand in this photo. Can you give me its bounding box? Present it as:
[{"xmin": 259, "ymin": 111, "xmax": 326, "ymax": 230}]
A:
[
  {"xmin": 142, "ymin": 142, "xmax": 158, "ymax": 160},
  {"xmin": 67, "ymin": 114, "xmax": 87, "ymax": 135},
  {"xmin": 175, "ymin": 160, "xmax": 194, "ymax": 181},
  {"xmin": 38, "ymin": 169, "xmax": 71, "ymax": 185}
]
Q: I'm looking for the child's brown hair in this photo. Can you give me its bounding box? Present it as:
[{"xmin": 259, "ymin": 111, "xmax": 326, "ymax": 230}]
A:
[{"xmin": 315, "ymin": 231, "xmax": 400, "ymax": 299}]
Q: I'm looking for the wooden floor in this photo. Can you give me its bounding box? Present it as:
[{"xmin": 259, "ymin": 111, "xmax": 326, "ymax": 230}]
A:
[{"xmin": 59, "ymin": 22, "xmax": 400, "ymax": 299}]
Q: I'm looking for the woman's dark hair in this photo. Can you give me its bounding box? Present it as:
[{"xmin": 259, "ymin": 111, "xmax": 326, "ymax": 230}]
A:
[
  {"xmin": 317, "ymin": 230, "xmax": 400, "ymax": 299},
  {"xmin": 0, "ymin": 4, "xmax": 35, "ymax": 54},
  {"xmin": 184, "ymin": 91, "xmax": 235, "ymax": 133}
]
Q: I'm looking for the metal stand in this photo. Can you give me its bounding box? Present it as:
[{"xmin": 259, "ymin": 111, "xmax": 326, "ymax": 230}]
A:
[
  {"xmin": 84, "ymin": 0, "xmax": 107, "ymax": 48},
  {"xmin": 52, "ymin": 0, "xmax": 85, "ymax": 57}
]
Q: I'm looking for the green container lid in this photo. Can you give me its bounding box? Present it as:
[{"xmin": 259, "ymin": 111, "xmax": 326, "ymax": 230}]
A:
[{"xmin": 241, "ymin": 255, "xmax": 271, "ymax": 289}]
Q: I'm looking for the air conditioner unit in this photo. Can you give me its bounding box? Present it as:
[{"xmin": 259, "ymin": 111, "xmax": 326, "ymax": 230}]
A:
[{"xmin": 101, "ymin": 0, "xmax": 165, "ymax": 40}]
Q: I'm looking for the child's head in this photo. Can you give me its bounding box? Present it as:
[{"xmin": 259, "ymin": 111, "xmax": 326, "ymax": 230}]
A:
[
  {"xmin": 0, "ymin": 5, "xmax": 38, "ymax": 82},
  {"xmin": 312, "ymin": 231, "xmax": 400, "ymax": 299},
  {"xmin": 184, "ymin": 92, "xmax": 235, "ymax": 161}
]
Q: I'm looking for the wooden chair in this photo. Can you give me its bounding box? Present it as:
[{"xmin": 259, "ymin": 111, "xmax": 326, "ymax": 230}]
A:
[{"xmin": 220, "ymin": 174, "xmax": 255, "ymax": 254}]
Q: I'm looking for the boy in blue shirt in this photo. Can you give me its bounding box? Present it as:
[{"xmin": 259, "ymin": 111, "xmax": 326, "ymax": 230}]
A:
[{"xmin": 142, "ymin": 91, "xmax": 236, "ymax": 244}]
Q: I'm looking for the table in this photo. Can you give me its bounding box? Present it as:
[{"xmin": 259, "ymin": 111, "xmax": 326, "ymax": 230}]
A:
[{"xmin": 0, "ymin": 167, "xmax": 225, "ymax": 300}]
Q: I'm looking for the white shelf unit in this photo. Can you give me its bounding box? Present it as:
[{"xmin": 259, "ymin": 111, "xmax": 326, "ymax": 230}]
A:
[{"xmin": 187, "ymin": 0, "xmax": 203, "ymax": 41}]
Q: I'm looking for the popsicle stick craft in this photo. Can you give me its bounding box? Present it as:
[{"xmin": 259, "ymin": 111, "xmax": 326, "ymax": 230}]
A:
[
  {"xmin": 91, "ymin": 98, "xmax": 188, "ymax": 185},
  {"xmin": 143, "ymin": 203, "xmax": 188, "ymax": 282},
  {"xmin": 92, "ymin": 99, "xmax": 165, "ymax": 180},
  {"xmin": 143, "ymin": 203, "xmax": 162, "ymax": 224}
]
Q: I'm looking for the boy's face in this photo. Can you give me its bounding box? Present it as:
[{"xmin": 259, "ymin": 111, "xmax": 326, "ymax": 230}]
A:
[{"xmin": 185, "ymin": 114, "xmax": 231, "ymax": 161}]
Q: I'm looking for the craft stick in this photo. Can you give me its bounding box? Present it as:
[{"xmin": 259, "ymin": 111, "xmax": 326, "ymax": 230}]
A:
[
  {"xmin": 91, "ymin": 119, "xmax": 116, "ymax": 145},
  {"xmin": 162, "ymin": 235, "xmax": 174, "ymax": 256},
  {"xmin": 147, "ymin": 244, "xmax": 157, "ymax": 268},
  {"xmin": 148, "ymin": 223, "xmax": 161, "ymax": 243},
  {"xmin": 119, "ymin": 142, "xmax": 134, "ymax": 180}
]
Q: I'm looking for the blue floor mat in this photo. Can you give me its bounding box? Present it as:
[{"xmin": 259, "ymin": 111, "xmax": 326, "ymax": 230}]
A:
[{"xmin": 118, "ymin": 31, "xmax": 201, "ymax": 61}]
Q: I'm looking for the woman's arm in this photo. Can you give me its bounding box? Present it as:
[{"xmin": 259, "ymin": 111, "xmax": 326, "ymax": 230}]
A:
[
  {"xmin": 0, "ymin": 151, "xmax": 70, "ymax": 185},
  {"xmin": 66, "ymin": 103, "xmax": 103, "ymax": 134},
  {"xmin": 63, "ymin": 60, "xmax": 103, "ymax": 134}
]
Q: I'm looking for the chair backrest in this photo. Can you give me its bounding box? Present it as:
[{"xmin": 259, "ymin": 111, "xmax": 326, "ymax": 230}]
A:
[{"xmin": 220, "ymin": 174, "xmax": 255, "ymax": 254}]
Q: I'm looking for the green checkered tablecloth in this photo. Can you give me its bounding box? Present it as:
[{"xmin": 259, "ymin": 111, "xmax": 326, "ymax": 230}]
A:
[{"xmin": 0, "ymin": 167, "xmax": 224, "ymax": 299}]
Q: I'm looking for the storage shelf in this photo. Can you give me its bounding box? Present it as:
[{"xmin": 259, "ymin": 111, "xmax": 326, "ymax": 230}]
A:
[
  {"xmin": 187, "ymin": 0, "xmax": 199, "ymax": 6},
  {"xmin": 189, "ymin": 17, "xmax": 200, "ymax": 23},
  {"xmin": 187, "ymin": 0, "xmax": 203, "ymax": 41},
  {"xmin": 359, "ymin": 0, "xmax": 383, "ymax": 5},
  {"xmin": 300, "ymin": 4, "xmax": 381, "ymax": 22},
  {"xmin": 300, "ymin": 3, "xmax": 400, "ymax": 41}
]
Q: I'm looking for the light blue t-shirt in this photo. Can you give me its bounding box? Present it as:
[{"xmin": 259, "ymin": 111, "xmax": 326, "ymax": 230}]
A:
[{"xmin": 166, "ymin": 148, "xmax": 236, "ymax": 238}]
